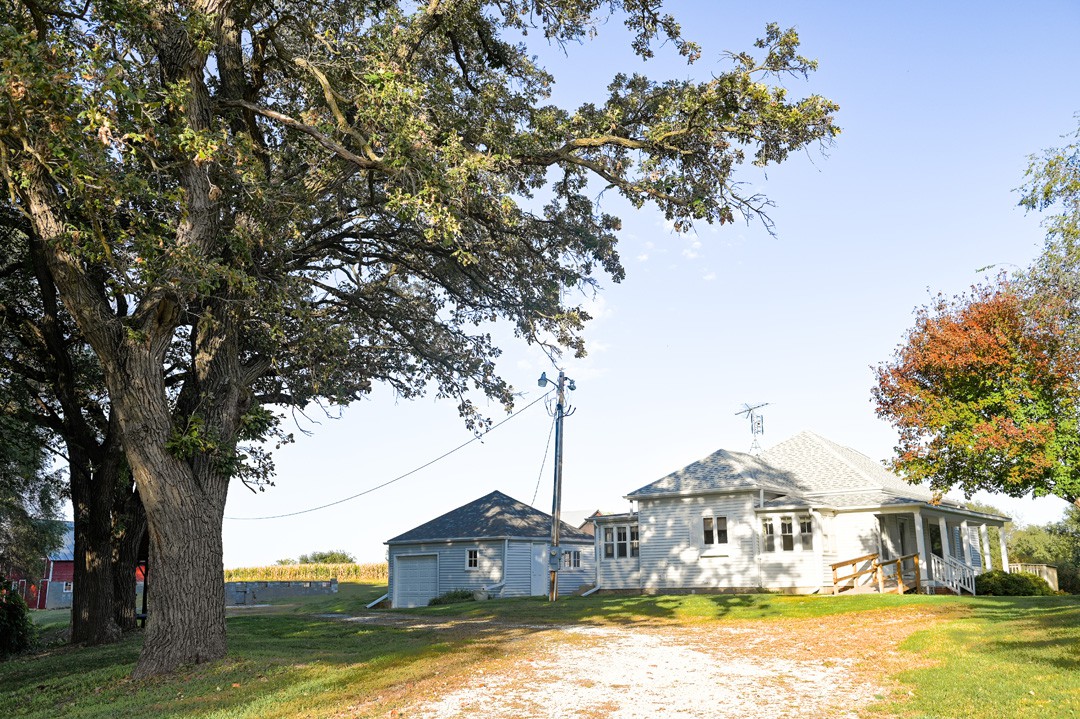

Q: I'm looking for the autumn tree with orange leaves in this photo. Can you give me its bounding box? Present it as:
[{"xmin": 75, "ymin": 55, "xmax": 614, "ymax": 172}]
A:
[{"xmin": 874, "ymin": 282, "xmax": 1080, "ymax": 510}]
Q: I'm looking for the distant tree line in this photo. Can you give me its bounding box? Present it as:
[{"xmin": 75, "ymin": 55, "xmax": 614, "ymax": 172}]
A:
[{"xmin": 275, "ymin": 550, "xmax": 356, "ymax": 565}]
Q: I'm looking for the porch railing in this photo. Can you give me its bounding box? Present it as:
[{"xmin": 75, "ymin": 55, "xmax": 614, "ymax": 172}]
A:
[
  {"xmin": 830, "ymin": 553, "xmax": 879, "ymax": 595},
  {"xmin": 1009, "ymin": 563, "xmax": 1059, "ymax": 591},
  {"xmin": 930, "ymin": 554, "xmax": 977, "ymax": 595},
  {"xmin": 874, "ymin": 553, "xmax": 920, "ymax": 595},
  {"xmin": 830, "ymin": 553, "xmax": 921, "ymax": 595}
]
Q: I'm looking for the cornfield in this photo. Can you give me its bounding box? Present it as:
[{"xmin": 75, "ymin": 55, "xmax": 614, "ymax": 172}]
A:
[{"xmin": 224, "ymin": 562, "xmax": 388, "ymax": 582}]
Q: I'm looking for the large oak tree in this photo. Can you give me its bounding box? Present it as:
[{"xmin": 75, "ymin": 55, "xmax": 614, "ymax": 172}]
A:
[{"xmin": 1, "ymin": 0, "xmax": 839, "ymax": 676}]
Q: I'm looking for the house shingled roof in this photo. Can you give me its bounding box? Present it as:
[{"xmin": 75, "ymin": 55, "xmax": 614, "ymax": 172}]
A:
[
  {"xmin": 386, "ymin": 491, "xmax": 594, "ymax": 544},
  {"xmin": 758, "ymin": 431, "xmax": 935, "ymax": 500},
  {"xmin": 626, "ymin": 448, "xmax": 801, "ymax": 498},
  {"xmin": 626, "ymin": 431, "xmax": 1004, "ymax": 520}
]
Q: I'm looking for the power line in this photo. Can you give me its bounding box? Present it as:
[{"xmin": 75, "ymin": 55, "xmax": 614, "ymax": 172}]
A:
[
  {"xmin": 531, "ymin": 411, "xmax": 557, "ymax": 506},
  {"xmin": 225, "ymin": 389, "xmax": 553, "ymax": 521}
]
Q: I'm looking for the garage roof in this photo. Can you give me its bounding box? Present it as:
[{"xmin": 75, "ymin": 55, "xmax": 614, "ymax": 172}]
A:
[{"xmin": 386, "ymin": 491, "xmax": 594, "ymax": 544}]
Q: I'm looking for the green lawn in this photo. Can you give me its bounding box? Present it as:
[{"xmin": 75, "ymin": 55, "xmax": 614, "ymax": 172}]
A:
[
  {"xmin": 3, "ymin": 586, "xmax": 1077, "ymax": 718},
  {"xmin": 877, "ymin": 596, "xmax": 1080, "ymax": 718}
]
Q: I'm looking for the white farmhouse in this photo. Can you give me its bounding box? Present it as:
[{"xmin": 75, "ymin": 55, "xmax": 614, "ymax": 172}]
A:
[{"xmin": 594, "ymin": 431, "xmax": 1010, "ymax": 595}]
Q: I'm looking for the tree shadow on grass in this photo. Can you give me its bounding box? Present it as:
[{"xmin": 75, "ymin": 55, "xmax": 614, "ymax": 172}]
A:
[{"xmin": 967, "ymin": 595, "xmax": 1080, "ymax": 672}]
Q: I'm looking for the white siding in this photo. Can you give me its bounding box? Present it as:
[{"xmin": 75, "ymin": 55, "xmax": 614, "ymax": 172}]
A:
[
  {"xmin": 824, "ymin": 512, "xmax": 883, "ymax": 589},
  {"xmin": 556, "ymin": 545, "xmax": 595, "ymax": 596},
  {"xmin": 595, "ymin": 521, "xmax": 641, "ymax": 590},
  {"xmin": 637, "ymin": 494, "xmax": 760, "ymax": 592},
  {"xmin": 503, "ymin": 542, "xmax": 534, "ymax": 597},
  {"xmin": 757, "ymin": 511, "xmax": 826, "ymax": 590},
  {"xmin": 390, "ymin": 538, "xmax": 592, "ymax": 605},
  {"xmin": 387, "ymin": 540, "xmax": 503, "ymax": 606}
]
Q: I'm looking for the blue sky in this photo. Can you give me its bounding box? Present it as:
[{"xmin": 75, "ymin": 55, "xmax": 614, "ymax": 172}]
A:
[{"xmin": 221, "ymin": 1, "xmax": 1080, "ymax": 566}]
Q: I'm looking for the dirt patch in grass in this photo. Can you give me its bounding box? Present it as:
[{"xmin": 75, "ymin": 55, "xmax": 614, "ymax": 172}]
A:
[{"xmin": 384, "ymin": 606, "xmax": 944, "ymax": 719}]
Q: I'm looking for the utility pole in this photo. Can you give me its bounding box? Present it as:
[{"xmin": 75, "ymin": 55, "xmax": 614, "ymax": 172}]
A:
[{"xmin": 538, "ymin": 370, "xmax": 574, "ymax": 602}]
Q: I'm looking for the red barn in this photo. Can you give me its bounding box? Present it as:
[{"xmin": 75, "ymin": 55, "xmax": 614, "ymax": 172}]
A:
[{"xmin": 33, "ymin": 521, "xmax": 75, "ymax": 610}]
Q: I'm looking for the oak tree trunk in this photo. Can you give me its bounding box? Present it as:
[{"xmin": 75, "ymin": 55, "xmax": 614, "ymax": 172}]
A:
[
  {"xmin": 133, "ymin": 479, "xmax": 226, "ymax": 678},
  {"xmin": 109, "ymin": 346, "xmax": 234, "ymax": 679},
  {"xmin": 113, "ymin": 490, "xmax": 146, "ymax": 632},
  {"xmin": 69, "ymin": 453, "xmax": 121, "ymax": 645}
]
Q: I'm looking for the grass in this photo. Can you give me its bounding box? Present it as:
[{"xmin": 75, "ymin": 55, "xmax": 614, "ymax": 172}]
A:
[
  {"xmin": 874, "ymin": 595, "xmax": 1080, "ymax": 718},
  {"xmin": 3, "ymin": 586, "xmax": 1078, "ymax": 718},
  {"xmin": 412, "ymin": 588, "xmax": 971, "ymax": 624}
]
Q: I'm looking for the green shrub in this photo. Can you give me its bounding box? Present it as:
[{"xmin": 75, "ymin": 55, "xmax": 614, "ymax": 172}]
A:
[
  {"xmin": 428, "ymin": 589, "xmax": 476, "ymax": 606},
  {"xmin": 975, "ymin": 570, "xmax": 1055, "ymax": 596},
  {"xmin": 1, "ymin": 577, "xmax": 35, "ymax": 659}
]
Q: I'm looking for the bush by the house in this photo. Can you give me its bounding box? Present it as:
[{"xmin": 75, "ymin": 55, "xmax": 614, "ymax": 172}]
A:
[
  {"xmin": 1, "ymin": 576, "xmax": 34, "ymax": 659},
  {"xmin": 428, "ymin": 589, "xmax": 476, "ymax": 606},
  {"xmin": 975, "ymin": 570, "xmax": 1055, "ymax": 596}
]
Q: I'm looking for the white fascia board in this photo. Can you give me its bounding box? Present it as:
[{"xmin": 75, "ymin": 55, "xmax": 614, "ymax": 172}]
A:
[
  {"xmin": 386, "ymin": 535, "xmax": 594, "ymax": 546},
  {"xmin": 623, "ymin": 486, "xmax": 769, "ymax": 502},
  {"xmin": 834, "ymin": 503, "xmax": 1010, "ymax": 524}
]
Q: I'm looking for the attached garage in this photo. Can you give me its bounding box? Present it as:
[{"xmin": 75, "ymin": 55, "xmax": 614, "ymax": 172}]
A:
[{"xmin": 393, "ymin": 554, "xmax": 439, "ymax": 608}]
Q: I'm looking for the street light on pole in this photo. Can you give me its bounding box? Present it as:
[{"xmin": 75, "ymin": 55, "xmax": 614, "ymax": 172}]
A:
[{"xmin": 538, "ymin": 370, "xmax": 575, "ymax": 602}]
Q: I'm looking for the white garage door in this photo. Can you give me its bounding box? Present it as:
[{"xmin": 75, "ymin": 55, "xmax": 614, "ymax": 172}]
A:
[{"xmin": 394, "ymin": 555, "xmax": 439, "ymax": 608}]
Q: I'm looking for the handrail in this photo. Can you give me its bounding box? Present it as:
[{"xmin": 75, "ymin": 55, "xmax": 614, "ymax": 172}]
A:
[
  {"xmin": 873, "ymin": 553, "xmax": 921, "ymax": 595},
  {"xmin": 830, "ymin": 553, "xmax": 878, "ymax": 570},
  {"xmin": 831, "ymin": 552, "xmax": 922, "ymax": 595},
  {"xmin": 930, "ymin": 554, "xmax": 976, "ymax": 595},
  {"xmin": 831, "ymin": 553, "xmax": 879, "ymax": 595}
]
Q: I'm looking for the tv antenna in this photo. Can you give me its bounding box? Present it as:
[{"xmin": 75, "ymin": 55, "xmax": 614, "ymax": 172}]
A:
[{"xmin": 736, "ymin": 402, "xmax": 769, "ymax": 454}]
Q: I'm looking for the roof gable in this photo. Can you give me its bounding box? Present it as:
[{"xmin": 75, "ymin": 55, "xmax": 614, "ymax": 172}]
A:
[{"xmin": 387, "ymin": 491, "xmax": 593, "ymax": 544}]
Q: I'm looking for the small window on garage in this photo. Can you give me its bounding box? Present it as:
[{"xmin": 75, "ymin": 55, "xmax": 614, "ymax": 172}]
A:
[
  {"xmin": 63, "ymin": 582, "xmax": 73, "ymax": 593},
  {"xmin": 466, "ymin": 549, "xmax": 479, "ymax": 569},
  {"xmin": 563, "ymin": 550, "xmax": 581, "ymax": 568}
]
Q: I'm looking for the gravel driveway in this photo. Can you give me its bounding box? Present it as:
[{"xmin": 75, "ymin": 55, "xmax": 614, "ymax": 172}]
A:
[{"xmin": 401, "ymin": 609, "xmax": 932, "ymax": 719}]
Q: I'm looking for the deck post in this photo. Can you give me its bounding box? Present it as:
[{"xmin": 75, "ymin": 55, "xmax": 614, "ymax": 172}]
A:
[
  {"xmin": 960, "ymin": 519, "xmax": 971, "ymax": 566},
  {"xmin": 979, "ymin": 524, "xmax": 992, "ymax": 571},
  {"xmin": 913, "ymin": 510, "xmax": 928, "ymax": 593},
  {"xmin": 999, "ymin": 528, "xmax": 1011, "ymax": 573}
]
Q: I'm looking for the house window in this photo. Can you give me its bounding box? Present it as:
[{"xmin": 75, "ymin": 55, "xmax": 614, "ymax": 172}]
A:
[
  {"xmin": 703, "ymin": 516, "xmax": 729, "ymax": 546},
  {"xmin": 602, "ymin": 525, "xmax": 638, "ymax": 559},
  {"xmin": 466, "ymin": 549, "xmax": 478, "ymax": 569},
  {"xmin": 762, "ymin": 515, "xmax": 813, "ymax": 552},
  {"xmin": 563, "ymin": 550, "xmax": 581, "ymax": 568},
  {"xmin": 63, "ymin": 582, "xmax": 73, "ymax": 593},
  {"xmin": 762, "ymin": 517, "xmax": 776, "ymax": 552},
  {"xmin": 800, "ymin": 515, "xmax": 814, "ymax": 550},
  {"xmin": 780, "ymin": 516, "xmax": 795, "ymax": 551}
]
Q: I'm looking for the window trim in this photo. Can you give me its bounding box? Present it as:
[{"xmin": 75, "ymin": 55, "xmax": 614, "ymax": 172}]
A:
[
  {"xmin": 601, "ymin": 523, "xmax": 639, "ymax": 560},
  {"xmin": 701, "ymin": 514, "xmax": 730, "ymax": 556},
  {"xmin": 761, "ymin": 513, "xmax": 814, "ymax": 553},
  {"xmin": 562, "ymin": 550, "xmax": 581, "ymax": 569},
  {"xmin": 465, "ymin": 548, "xmax": 479, "ymax": 570},
  {"xmin": 62, "ymin": 581, "xmax": 73, "ymax": 593}
]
